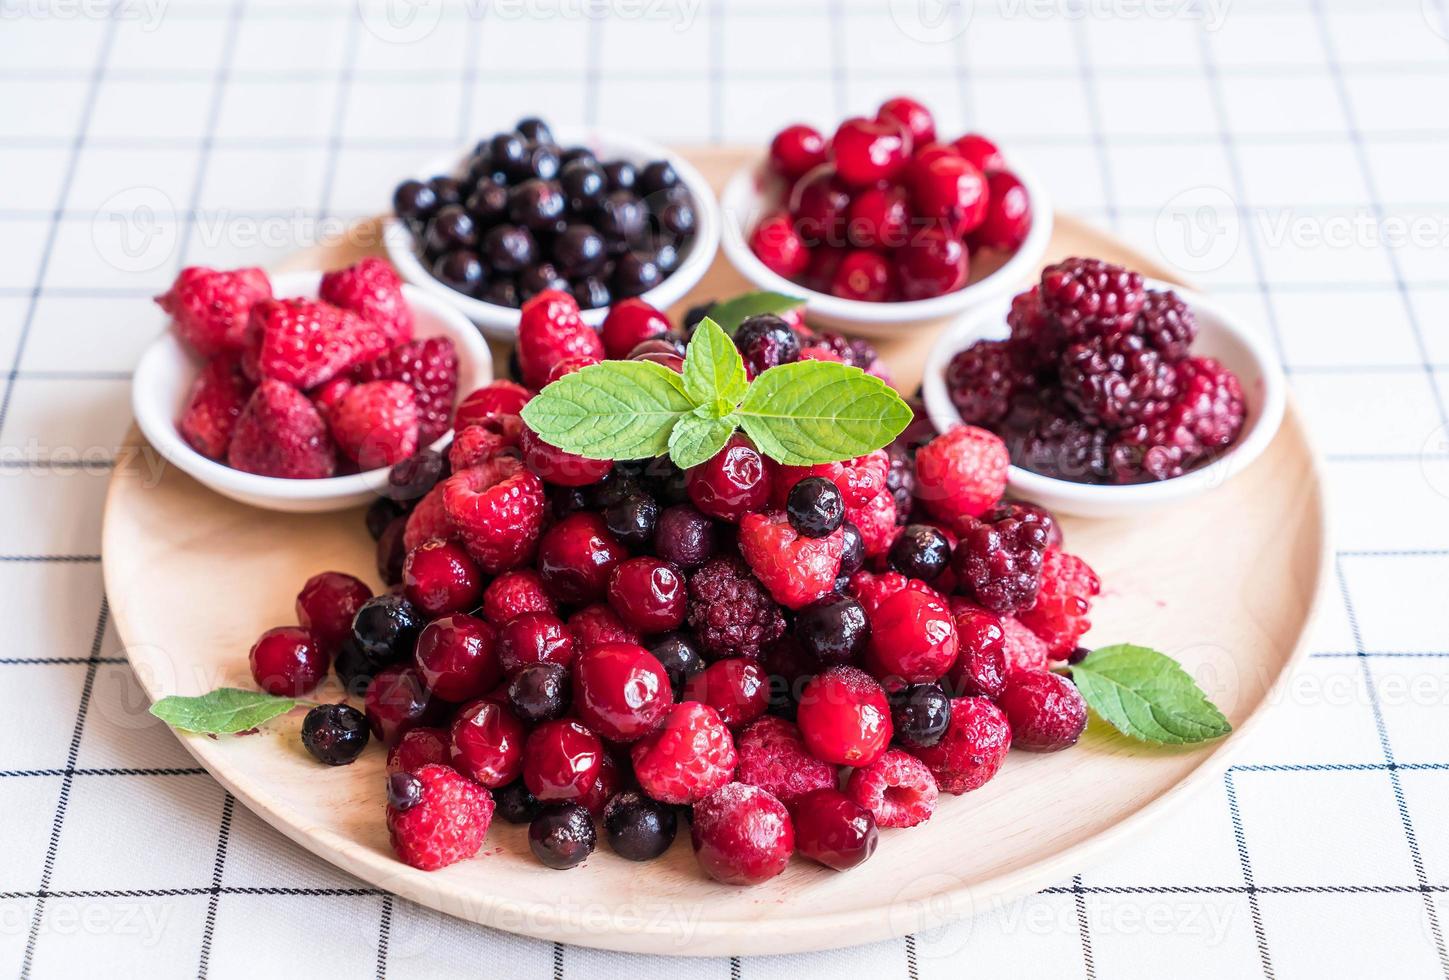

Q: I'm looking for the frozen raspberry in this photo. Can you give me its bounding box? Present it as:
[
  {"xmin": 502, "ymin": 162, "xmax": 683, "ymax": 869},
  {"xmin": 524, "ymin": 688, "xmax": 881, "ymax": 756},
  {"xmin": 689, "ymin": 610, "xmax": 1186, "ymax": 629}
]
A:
[
  {"xmin": 772, "ymin": 450, "xmax": 888, "ymax": 510},
  {"xmin": 537, "ymin": 511, "xmax": 627, "ymax": 604},
  {"xmin": 845, "ymin": 748, "xmax": 938, "ymax": 829},
  {"xmin": 1134, "ymin": 288, "xmax": 1196, "ymax": 361},
  {"xmin": 523, "ymin": 719, "xmax": 603, "ymax": 801},
  {"xmin": 844, "ymin": 490, "xmax": 898, "ymax": 561},
  {"xmin": 516, "ymin": 289, "xmax": 603, "ymax": 389},
  {"xmin": 600, "ymin": 298, "xmax": 670, "ymax": 359},
  {"xmin": 690, "ymin": 782, "xmax": 794, "ymax": 886},
  {"xmin": 386, "ymin": 763, "xmax": 494, "ymax": 871},
  {"xmin": 350, "ymin": 336, "xmax": 458, "ymax": 444},
  {"xmin": 572, "ymin": 642, "xmax": 672, "ymax": 742},
  {"xmin": 1059, "ymin": 331, "xmax": 1179, "ymax": 428},
  {"xmin": 482, "ymin": 569, "xmax": 555, "ymax": 626},
  {"xmin": 738, "ymin": 511, "xmax": 844, "ymax": 610},
  {"xmin": 910, "ymin": 696, "xmax": 1011, "ymax": 794},
  {"xmin": 401, "ymin": 481, "xmax": 452, "ymax": 553},
  {"xmin": 952, "ymin": 507, "xmax": 1049, "ymax": 614},
  {"xmin": 567, "ymin": 603, "xmax": 641, "ymax": 650},
  {"xmin": 386, "ymin": 725, "xmax": 451, "ymax": 775},
  {"xmin": 733, "ymin": 716, "xmax": 836, "ymax": 806},
  {"xmin": 865, "ymin": 586, "xmax": 958, "ymax": 686},
  {"xmin": 246, "ymin": 297, "xmax": 389, "ymax": 390},
  {"xmin": 450, "ymin": 698, "xmax": 525, "ymax": 787},
  {"xmin": 914, "ymin": 425, "xmax": 1009, "ymax": 525},
  {"xmin": 945, "ymin": 340, "xmax": 1024, "ymax": 428},
  {"xmin": 329, "ymin": 380, "xmax": 419, "ymax": 469},
  {"xmin": 1039, "ymin": 257, "xmax": 1146, "ymax": 338},
  {"xmin": 1016, "ymin": 550, "xmax": 1099, "ymax": 658},
  {"xmin": 449, "ymin": 414, "xmax": 522, "ymax": 471},
  {"xmin": 227, "ymin": 380, "xmax": 336, "ymax": 479},
  {"xmin": 793, "ymin": 788, "xmax": 878, "ymax": 871},
  {"xmin": 178, "ymin": 356, "xmax": 252, "ymax": 460},
  {"xmin": 945, "ymin": 599, "xmax": 1007, "ymax": 699},
  {"xmin": 685, "ymin": 556, "xmax": 785, "ymax": 661},
  {"xmin": 442, "ymin": 457, "xmax": 546, "ymax": 573},
  {"xmin": 797, "ymin": 665, "xmax": 893, "ymax": 767},
  {"xmin": 999, "ymin": 615, "xmax": 1050, "ymax": 675},
  {"xmin": 998, "ymin": 670, "xmax": 1087, "ymax": 751},
  {"xmin": 1108, "ymin": 357, "xmax": 1246, "ymax": 483},
  {"xmin": 519, "ymin": 423, "xmax": 612, "ymax": 487},
  {"xmin": 631, "ymin": 701, "xmax": 737, "ymax": 805},
  {"xmin": 319, "ymin": 257, "xmax": 413, "ymax": 346},
  {"xmin": 155, "ymin": 266, "xmax": 272, "ymax": 357},
  {"xmin": 684, "ymin": 657, "xmax": 769, "ymax": 730},
  {"xmin": 296, "ymin": 571, "xmax": 372, "ymax": 658},
  {"xmin": 455, "ymin": 380, "xmax": 532, "ymax": 428}
]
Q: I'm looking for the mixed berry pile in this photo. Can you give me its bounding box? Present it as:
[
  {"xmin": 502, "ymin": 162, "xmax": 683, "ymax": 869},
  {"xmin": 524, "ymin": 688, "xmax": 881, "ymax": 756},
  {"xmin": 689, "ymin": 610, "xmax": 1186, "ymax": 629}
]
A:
[
  {"xmin": 392, "ymin": 116, "xmax": 698, "ymax": 311},
  {"xmin": 946, "ymin": 257, "xmax": 1248, "ymax": 484},
  {"xmin": 750, "ymin": 97, "xmax": 1032, "ymax": 303},
  {"xmin": 156, "ymin": 259, "xmax": 459, "ymax": 478},
  {"xmin": 251, "ymin": 287, "xmax": 1102, "ymax": 885}
]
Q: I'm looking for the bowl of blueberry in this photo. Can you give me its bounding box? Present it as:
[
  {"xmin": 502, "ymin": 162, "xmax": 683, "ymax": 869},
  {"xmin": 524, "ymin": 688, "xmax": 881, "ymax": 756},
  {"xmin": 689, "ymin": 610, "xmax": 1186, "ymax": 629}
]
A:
[
  {"xmin": 386, "ymin": 117, "xmax": 720, "ymax": 340},
  {"xmin": 719, "ymin": 96, "xmax": 1052, "ymax": 338},
  {"xmin": 921, "ymin": 257, "xmax": 1286, "ymax": 518}
]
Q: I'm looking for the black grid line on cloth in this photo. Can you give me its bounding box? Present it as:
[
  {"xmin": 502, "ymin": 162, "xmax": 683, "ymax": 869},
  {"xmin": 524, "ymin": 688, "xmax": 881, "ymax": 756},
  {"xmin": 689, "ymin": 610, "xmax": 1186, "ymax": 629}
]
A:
[
  {"xmin": 196, "ymin": 793, "xmax": 236, "ymax": 980},
  {"xmin": 904, "ymin": 932, "xmax": 918, "ymax": 980},
  {"xmin": 1072, "ymin": 874, "xmax": 1095, "ymax": 980},
  {"xmin": 1222, "ymin": 766, "xmax": 1275, "ymax": 978},
  {"xmin": 375, "ymin": 894, "xmax": 393, "ymax": 980}
]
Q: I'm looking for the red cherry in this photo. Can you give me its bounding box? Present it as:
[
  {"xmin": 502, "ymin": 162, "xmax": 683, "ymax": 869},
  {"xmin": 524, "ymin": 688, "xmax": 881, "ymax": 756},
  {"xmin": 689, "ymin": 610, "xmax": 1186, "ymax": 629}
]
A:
[
  {"xmin": 544, "ymin": 354, "xmax": 600, "ymax": 384},
  {"xmin": 630, "ymin": 350, "xmax": 685, "ymax": 372},
  {"xmin": 519, "ymin": 423, "xmax": 613, "ymax": 487},
  {"xmin": 249, "ymin": 626, "xmax": 327, "ymax": 696},
  {"xmin": 909, "ymin": 153, "xmax": 989, "ymax": 237},
  {"xmin": 830, "ymin": 250, "xmax": 896, "ymax": 303},
  {"xmin": 572, "ymin": 642, "xmax": 672, "ymax": 742},
  {"xmin": 790, "ymin": 169, "xmax": 851, "ymax": 247},
  {"xmin": 402, "ymin": 539, "xmax": 483, "ymax": 617},
  {"xmin": 455, "ymin": 380, "xmax": 532, "ymax": 428},
  {"xmin": 946, "ymin": 599, "xmax": 1008, "ymax": 699},
  {"xmin": 606, "ymin": 557, "xmax": 686, "ymax": 633},
  {"xmin": 831, "ymin": 116, "xmax": 911, "ymax": 188},
  {"xmin": 686, "ymin": 433, "xmax": 771, "ymax": 522},
  {"xmin": 414, "ymin": 613, "xmax": 501, "ymax": 702},
  {"xmin": 295, "ymin": 571, "xmax": 371, "ymax": 658},
  {"xmin": 864, "ymin": 588, "xmax": 959, "ymax": 686},
  {"xmin": 796, "ymin": 665, "xmax": 893, "ymax": 766},
  {"xmin": 792, "ymin": 787, "xmax": 879, "ymax": 871},
  {"xmin": 968, "ymin": 170, "xmax": 1032, "ymax": 252},
  {"xmin": 748, "ymin": 212, "xmax": 809, "ymax": 280},
  {"xmin": 769, "ymin": 124, "xmax": 829, "ymax": 181},
  {"xmin": 537, "ymin": 511, "xmax": 628, "ymax": 604},
  {"xmin": 800, "ymin": 244, "xmax": 847, "ymax": 294},
  {"xmin": 450, "ymin": 699, "xmax": 526, "ymax": 787},
  {"xmin": 600, "ymin": 298, "xmax": 671, "ymax": 359},
  {"xmin": 497, "ymin": 611, "xmax": 576, "ymax": 675},
  {"xmin": 683, "ymin": 657, "xmax": 768, "ymax": 729},
  {"xmin": 951, "ymin": 133, "xmax": 1005, "ymax": 174},
  {"xmin": 845, "ymin": 186, "xmax": 910, "ymax": 250},
  {"xmin": 522, "ymin": 719, "xmax": 603, "ymax": 801},
  {"xmin": 877, "ymin": 96, "xmax": 936, "ymax": 147},
  {"xmin": 896, "ymin": 226, "xmax": 969, "ymax": 300}
]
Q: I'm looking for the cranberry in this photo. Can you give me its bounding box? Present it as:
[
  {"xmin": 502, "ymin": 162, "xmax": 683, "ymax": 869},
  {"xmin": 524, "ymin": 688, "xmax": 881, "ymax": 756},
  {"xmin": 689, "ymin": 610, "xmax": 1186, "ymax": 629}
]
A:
[
  {"xmin": 249, "ymin": 626, "xmax": 327, "ymax": 696},
  {"xmin": 865, "ymin": 587, "xmax": 958, "ymax": 686},
  {"xmin": 653, "ymin": 504, "xmax": 716, "ymax": 569},
  {"xmin": 508, "ymin": 662, "xmax": 570, "ymax": 723},
  {"xmin": 831, "ymin": 116, "xmax": 910, "ymax": 188},
  {"xmin": 455, "ymin": 380, "xmax": 531, "ymax": 427},
  {"xmin": 877, "ymin": 96, "xmax": 936, "ymax": 147},
  {"xmin": 520, "ymin": 424, "xmax": 613, "ymax": 487},
  {"xmin": 830, "ymin": 250, "xmax": 896, "ymax": 303},
  {"xmin": 386, "ymin": 725, "xmax": 450, "ymax": 774},
  {"xmin": 364, "ymin": 665, "xmax": 441, "ymax": 746},
  {"xmin": 691, "ymin": 783, "xmax": 794, "ymax": 885},
  {"xmin": 537, "ymin": 512, "xmax": 627, "ymax": 604},
  {"xmin": 952, "ymin": 132, "xmax": 1005, "ymax": 174},
  {"xmin": 497, "ymin": 611, "xmax": 576, "ymax": 675},
  {"xmin": 606, "ymin": 557, "xmax": 687, "ymax": 634},
  {"xmin": 543, "ymin": 354, "xmax": 599, "ymax": 384},
  {"xmin": 909, "ymin": 153, "xmax": 988, "ymax": 237},
  {"xmin": 401, "ymin": 540, "xmax": 482, "ymax": 617},
  {"xmin": 748, "ymin": 212, "xmax": 809, "ymax": 279},
  {"xmin": 896, "ymin": 226, "xmax": 969, "ymax": 300},
  {"xmin": 792, "ymin": 787, "xmax": 878, "ymax": 871},
  {"xmin": 796, "ymin": 665, "xmax": 892, "ymax": 766},
  {"xmin": 769, "ymin": 124, "xmax": 829, "ymax": 180},
  {"xmin": 578, "ymin": 750, "xmax": 622, "ymax": 819},
  {"xmin": 413, "ymin": 613, "xmax": 500, "ymax": 702},
  {"xmin": 683, "ymin": 657, "xmax": 768, "ymax": 729},
  {"xmin": 946, "ymin": 600, "xmax": 1007, "ymax": 699},
  {"xmin": 998, "ymin": 670, "xmax": 1088, "ymax": 751},
  {"xmin": 572, "ymin": 642, "xmax": 671, "ymax": 741},
  {"xmin": 686, "ymin": 434, "xmax": 770, "ymax": 522},
  {"xmin": 600, "ymin": 298, "xmax": 670, "ymax": 359},
  {"xmin": 790, "ymin": 170, "xmax": 851, "ymax": 247},
  {"xmin": 969, "ymin": 170, "xmax": 1031, "ymax": 252},
  {"xmin": 450, "ymin": 698, "xmax": 526, "ymax": 787},
  {"xmin": 522, "ymin": 719, "xmax": 603, "ymax": 801},
  {"xmin": 845, "ymin": 186, "xmax": 909, "ymax": 250},
  {"xmin": 295, "ymin": 572, "xmax": 372, "ymax": 658}
]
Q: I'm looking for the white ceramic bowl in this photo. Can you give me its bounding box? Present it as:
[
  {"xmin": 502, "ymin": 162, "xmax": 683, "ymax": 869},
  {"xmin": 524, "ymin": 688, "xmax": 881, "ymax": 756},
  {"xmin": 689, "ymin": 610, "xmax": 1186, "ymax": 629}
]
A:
[
  {"xmin": 384, "ymin": 128, "xmax": 720, "ymax": 340},
  {"xmin": 133, "ymin": 270, "xmax": 492, "ymax": 513},
  {"xmin": 921, "ymin": 279, "xmax": 1286, "ymax": 519},
  {"xmin": 719, "ymin": 156, "xmax": 1052, "ymax": 338}
]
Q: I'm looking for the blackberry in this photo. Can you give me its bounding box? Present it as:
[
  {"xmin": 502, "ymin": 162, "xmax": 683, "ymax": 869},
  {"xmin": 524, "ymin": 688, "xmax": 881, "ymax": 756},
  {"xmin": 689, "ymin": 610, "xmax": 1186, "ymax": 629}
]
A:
[
  {"xmin": 953, "ymin": 510, "xmax": 1050, "ymax": 614},
  {"xmin": 1058, "ymin": 331, "xmax": 1178, "ymax": 427},
  {"xmin": 685, "ymin": 556, "xmax": 785, "ymax": 661},
  {"xmin": 1039, "ymin": 257, "xmax": 1146, "ymax": 338},
  {"xmin": 1108, "ymin": 357, "xmax": 1245, "ymax": 484},
  {"xmin": 1007, "ymin": 412, "xmax": 1111, "ymax": 485},
  {"xmin": 1134, "ymin": 288, "xmax": 1196, "ymax": 361},
  {"xmin": 816, "ymin": 331, "xmax": 880, "ymax": 372},
  {"xmin": 945, "ymin": 339, "xmax": 1022, "ymax": 427},
  {"xmin": 1006, "ymin": 286, "xmax": 1064, "ymax": 369},
  {"xmin": 984, "ymin": 500, "xmax": 1063, "ymax": 550}
]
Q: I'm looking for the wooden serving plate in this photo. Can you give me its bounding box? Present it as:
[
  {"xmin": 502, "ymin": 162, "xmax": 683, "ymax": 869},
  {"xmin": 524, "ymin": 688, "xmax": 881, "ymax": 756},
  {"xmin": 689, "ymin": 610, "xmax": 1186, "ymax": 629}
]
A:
[{"xmin": 101, "ymin": 149, "xmax": 1329, "ymax": 956}]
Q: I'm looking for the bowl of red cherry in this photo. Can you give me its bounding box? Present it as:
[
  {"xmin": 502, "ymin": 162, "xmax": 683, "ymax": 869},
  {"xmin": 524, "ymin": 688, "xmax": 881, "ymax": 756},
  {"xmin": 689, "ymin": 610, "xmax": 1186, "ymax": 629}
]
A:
[
  {"xmin": 384, "ymin": 117, "xmax": 719, "ymax": 340},
  {"xmin": 921, "ymin": 257, "xmax": 1286, "ymax": 518},
  {"xmin": 720, "ymin": 97, "xmax": 1051, "ymax": 338}
]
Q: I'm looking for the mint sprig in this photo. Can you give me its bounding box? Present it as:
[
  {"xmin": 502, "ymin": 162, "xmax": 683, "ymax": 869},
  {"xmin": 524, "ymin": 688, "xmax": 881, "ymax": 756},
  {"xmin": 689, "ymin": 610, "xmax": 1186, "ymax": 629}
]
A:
[
  {"xmin": 521, "ymin": 314, "xmax": 911, "ymax": 469},
  {"xmin": 150, "ymin": 688, "xmax": 304, "ymax": 735},
  {"xmin": 1069, "ymin": 645, "xmax": 1232, "ymax": 745}
]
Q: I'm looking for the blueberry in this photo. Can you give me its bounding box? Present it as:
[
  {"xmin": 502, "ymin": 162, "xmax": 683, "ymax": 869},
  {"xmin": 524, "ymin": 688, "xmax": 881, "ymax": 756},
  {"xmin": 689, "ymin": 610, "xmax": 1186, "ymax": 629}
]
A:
[
  {"xmin": 482, "ymin": 278, "xmax": 520, "ymax": 309},
  {"xmin": 494, "ymin": 780, "xmax": 542, "ymax": 824},
  {"xmin": 652, "ymin": 504, "xmax": 715, "ymax": 569},
  {"xmin": 638, "ymin": 160, "xmax": 679, "ymax": 197},
  {"xmin": 601, "ymin": 159, "xmax": 637, "ymax": 193},
  {"xmin": 570, "ymin": 275, "xmax": 611, "ymax": 311},
  {"xmin": 375, "ymin": 516, "xmax": 408, "ymax": 586},
  {"xmin": 423, "ymin": 205, "xmax": 476, "ymax": 253},
  {"xmin": 890, "ymin": 684, "xmax": 952, "ymax": 749},
  {"xmin": 386, "ymin": 771, "xmax": 423, "ymax": 811},
  {"xmin": 508, "ymin": 663, "xmax": 570, "ymax": 724},
  {"xmin": 657, "ymin": 199, "xmax": 695, "ymax": 241},
  {"xmin": 515, "ymin": 116, "xmax": 553, "ymax": 144},
  {"xmin": 613, "ymin": 251, "xmax": 661, "ymax": 298},
  {"xmin": 465, "ymin": 180, "xmax": 509, "ymax": 228},
  {"xmin": 431, "ymin": 250, "xmax": 485, "ymax": 295},
  {"xmin": 481, "ymin": 224, "xmax": 537, "ymax": 274},
  {"xmin": 604, "ymin": 492, "xmax": 659, "ymax": 549},
  {"xmin": 523, "ymin": 142, "xmax": 560, "ymax": 181},
  {"xmin": 559, "ymin": 159, "xmax": 606, "ymax": 212},
  {"xmin": 596, "ymin": 191, "xmax": 645, "ymax": 245},
  {"xmin": 333, "ymin": 637, "xmax": 378, "ymax": 698},
  {"xmin": 648, "ymin": 631, "xmax": 705, "ymax": 697},
  {"xmin": 888, "ymin": 524, "xmax": 952, "ymax": 581},
  {"xmin": 301, "ymin": 703, "xmax": 370, "ymax": 766},
  {"xmin": 507, "ymin": 178, "xmax": 566, "ymax": 232},
  {"xmin": 425, "ymin": 175, "xmax": 463, "ymax": 208},
  {"xmin": 529, "ymin": 802, "xmax": 597, "ymax": 870},
  {"xmin": 558, "ymin": 145, "xmax": 595, "ymax": 167},
  {"xmin": 518, "ymin": 261, "xmax": 568, "ymax": 300},
  {"xmin": 839, "ymin": 521, "xmax": 864, "ymax": 577},
  {"xmin": 682, "ymin": 300, "xmax": 715, "ymax": 333},
  {"xmin": 552, "ymin": 223, "xmax": 605, "ymax": 277},
  {"xmin": 787, "ymin": 476, "xmax": 844, "ymax": 538},
  {"xmin": 352, "ymin": 594, "xmax": 424, "ymax": 664},
  {"xmin": 393, "ymin": 179, "xmax": 438, "ymax": 223},
  {"xmin": 385, "ymin": 448, "xmax": 447, "ymax": 503},
  {"xmin": 488, "ymin": 132, "xmax": 529, "ymax": 181},
  {"xmin": 733, "ymin": 314, "xmax": 801, "ymax": 375},
  {"xmin": 603, "ymin": 790, "xmax": 677, "ymax": 861},
  {"xmin": 796, "ymin": 592, "xmax": 870, "ymax": 666},
  {"xmin": 652, "ymin": 241, "xmax": 681, "ymax": 274}
]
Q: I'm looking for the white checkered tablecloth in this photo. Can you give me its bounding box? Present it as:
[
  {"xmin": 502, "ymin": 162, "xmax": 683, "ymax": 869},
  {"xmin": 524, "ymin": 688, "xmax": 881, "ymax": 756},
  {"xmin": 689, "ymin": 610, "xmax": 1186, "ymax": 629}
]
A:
[{"xmin": 3, "ymin": 0, "xmax": 1448, "ymax": 976}]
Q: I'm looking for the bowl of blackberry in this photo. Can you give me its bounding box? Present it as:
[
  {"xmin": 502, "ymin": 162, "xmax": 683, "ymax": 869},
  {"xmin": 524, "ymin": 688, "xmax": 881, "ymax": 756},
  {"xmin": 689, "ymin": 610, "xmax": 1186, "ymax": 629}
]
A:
[{"xmin": 385, "ymin": 117, "xmax": 719, "ymax": 340}]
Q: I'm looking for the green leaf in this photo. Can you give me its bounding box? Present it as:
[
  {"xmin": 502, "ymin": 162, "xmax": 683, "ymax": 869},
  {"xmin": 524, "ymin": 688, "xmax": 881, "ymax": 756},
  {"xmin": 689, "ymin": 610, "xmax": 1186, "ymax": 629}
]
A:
[
  {"xmin": 150, "ymin": 688, "xmax": 300, "ymax": 735},
  {"xmin": 520, "ymin": 360, "xmax": 696, "ymax": 461},
  {"xmin": 681, "ymin": 317, "xmax": 748, "ymax": 417},
  {"xmin": 708, "ymin": 291, "xmax": 806, "ymax": 335},
  {"xmin": 735, "ymin": 361, "xmax": 913, "ymax": 465},
  {"xmin": 1070, "ymin": 645, "xmax": 1232, "ymax": 745},
  {"xmin": 669, "ymin": 413, "xmax": 738, "ymax": 469}
]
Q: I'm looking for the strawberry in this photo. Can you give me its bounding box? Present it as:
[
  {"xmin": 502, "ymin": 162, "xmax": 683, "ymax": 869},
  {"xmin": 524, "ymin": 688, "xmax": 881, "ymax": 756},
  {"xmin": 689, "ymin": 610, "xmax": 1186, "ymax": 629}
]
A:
[
  {"xmin": 319, "ymin": 257, "xmax": 413, "ymax": 345},
  {"xmin": 227, "ymin": 379, "xmax": 336, "ymax": 478},
  {"xmin": 442, "ymin": 456, "xmax": 546, "ymax": 573},
  {"xmin": 351, "ymin": 336, "xmax": 459, "ymax": 444},
  {"xmin": 738, "ymin": 511, "xmax": 844, "ymax": 610},
  {"xmin": 329, "ymin": 380, "xmax": 419, "ymax": 469},
  {"xmin": 155, "ymin": 266, "xmax": 272, "ymax": 358},
  {"xmin": 178, "ymin": 356, "xmax": 252, "ymax": 460},
  {"xmin": 455, "ymin": 380, "xmax": 533, "ymax": 428},
  {"xmin": 246, "ymin": 297, "xmax": 389, "ymax": 389},
  {"xmin": 1016, "ymin": 550, "xmax": 1100, "ymax": 658},
  {"xmin": 308, "ymin": 375, "xmax": 353, "ymax": 425},
  {"xmin": 516, "ymin": 290, "xmax": 603, "ymax": 389}
]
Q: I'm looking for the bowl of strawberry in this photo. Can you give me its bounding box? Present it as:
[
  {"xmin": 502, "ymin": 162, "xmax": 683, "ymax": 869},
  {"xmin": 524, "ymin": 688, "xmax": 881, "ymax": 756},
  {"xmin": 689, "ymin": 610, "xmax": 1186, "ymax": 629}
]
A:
[
  {"xmin": 134, "ymin": 259, "xmax": 492, "ymax": 512},
  {"xmin": 720, "ymin": 96, "xmax": 1051, "ymax": 336}
]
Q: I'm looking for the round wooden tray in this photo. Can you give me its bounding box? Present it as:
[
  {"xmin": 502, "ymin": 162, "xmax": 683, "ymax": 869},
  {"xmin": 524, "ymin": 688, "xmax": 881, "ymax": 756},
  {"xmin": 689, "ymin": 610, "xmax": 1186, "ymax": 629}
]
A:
[{"xmin": 101, "ymin": 149, "xmax": 1329, "ymax": 956}]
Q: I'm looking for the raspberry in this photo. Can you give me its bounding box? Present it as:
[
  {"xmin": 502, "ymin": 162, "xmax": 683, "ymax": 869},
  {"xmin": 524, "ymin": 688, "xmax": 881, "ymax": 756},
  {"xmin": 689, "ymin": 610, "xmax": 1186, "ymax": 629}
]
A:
[
  {"xmin": 155, "ymin": 266, "xmax": 272, "ymax": 357},
  {"xmin": 481, "ymin": 569, "xmax": 555, "ymax": 626},
  {"xmin": 350, "ymin": 336, "xmax": 459, "ymax": 444},
  {"xmin": 442, "ymin": 457, "xmax": 546, "ymax": 573},
  {"xmin": 1058, "ymin": 331, "xmax": 1178, "ymax": 427},
  {"xmin": 329, "ymin": 380, "xmax": 419, "ymax": 469},
  {"xmin": 178, "ymin": 356, "xmax": 252, "ymax": 460},
  {"xmin": 386, "ymin": 726, "xmax": 451, "ymax": 775},
  {"xmin": 685, "ymin": 556, "xmax": 785, "ymax": 661},
  {"xmin": 690, "ymin": 782, "xmax": 795, "ymax": 886},
  {"xmin": 402, "ymin": 481, "xmax": 452, "ymax": 552},
  {"xmin": 1038, "ymin": 257, "xmax": 1146, "ymax": 338},
  {"xmin": 738, "ymin": 511, "xmax": 844, "ymax": 610},
  {"xmin": 797, "ymin": 665, "xmax": 893, "ymax": 767},
  {"xmin": 630, "ymin": 701, "xmax": 737, "ymax": 805},
  {"xmin": 732, "ymin": 716, "xmax": 834, "ymax": 806},
  {"xmin": 865, "ymin": 586, "xmax": 959, "ymax": 686},
  {"xmin": 845, "ymin": 748, "xmax": 939, "ymax": 828},
  {"xmin": 246, "ymin": 298, "xmax": 389, "ymax": 390},
  {"xmin": 516, "ymin": 289, "xmax": 603, "ymax": 389},
  {"xmin": 998, "ymin": 670, "xmax": 1087, "ymax": 750},
  {"xmin": 844, "ymin": 490, "xmax": 898, "ymax": 561},
  {"xmin": 913, "ymin": 425, "xmax": 1009, "ymax": 525},
  {"xmin": 772, "ymin": 450, "xmax": 888, "ymax": 510},
  {"xmin": 227, "ymin": 380, "xmax": 336, "ymax": 478},
  {"xmin": 945, "ymin": 340, "xmax": 1022, "ymax": 428},
  {"xmin": 1134, "ymin": 288, "xmax": 1196, "ymax": 361},
  {"xmin": 1000, "ymin": 615, "xmax": 1050, "ymax": 675},
  {"xmin": 945, "ymin": 598, "xmax": 1007, "ymax": 699},
  {"xmin": 449, "ymin": 414, "xmax": 522, "ymax": 471},
  {"xmin": 909, "ymin": 696, "xmax": 1011, "ymax": 794},
  {"xmin": 1108, "ymin": 357, "xmax": 1246, "ymax": 483},
  {"xmin": 567, "ymin": 603, "xmax": 641, "ymax": 650},
  {"xmin": 386, "ymin": 764, "xmax": 494, "ymax": 871},
  {"xmin": 455, "ymin": 380, "xmax": 532, "ymax": 428},
  {"xmin": 952, "ymin": 507, "xmax": 1049, "ymax": 614},
  {"xmin": 319, "ymin": 257, "xmax": 414, "ymax": 345},
  {"xmin": 1016, "ymin": 550, "xmax": 1100, "ymax": 658}
]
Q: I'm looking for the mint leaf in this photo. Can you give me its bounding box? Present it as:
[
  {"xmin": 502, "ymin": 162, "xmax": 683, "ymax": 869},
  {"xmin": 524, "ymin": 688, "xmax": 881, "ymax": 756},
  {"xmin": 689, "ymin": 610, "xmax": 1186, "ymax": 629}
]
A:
[
  {"xmin": 1070, "ymin": 645, "xmax": 1232, "ymax": 745},
  {"xmin": 708, "ymin": 291, "xmax": 805, "ymax": 335},
  {"xmin": 150, "ymin": 688, "xmax": 300, "ymax": 734},
  {"xmin": 669, "ymin": 413, "xmax": 737, "ymax": 469},
  {"xmin": 735, "ymin": 361, "xmax": 912, "ymax": 466},
  {"xmin": 681, "ymin": 317, "xmax": 747, "ymax": 418},
  {"xmin": 520, "ymin": 360, "xmax": 696, "ymax": 461}
]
